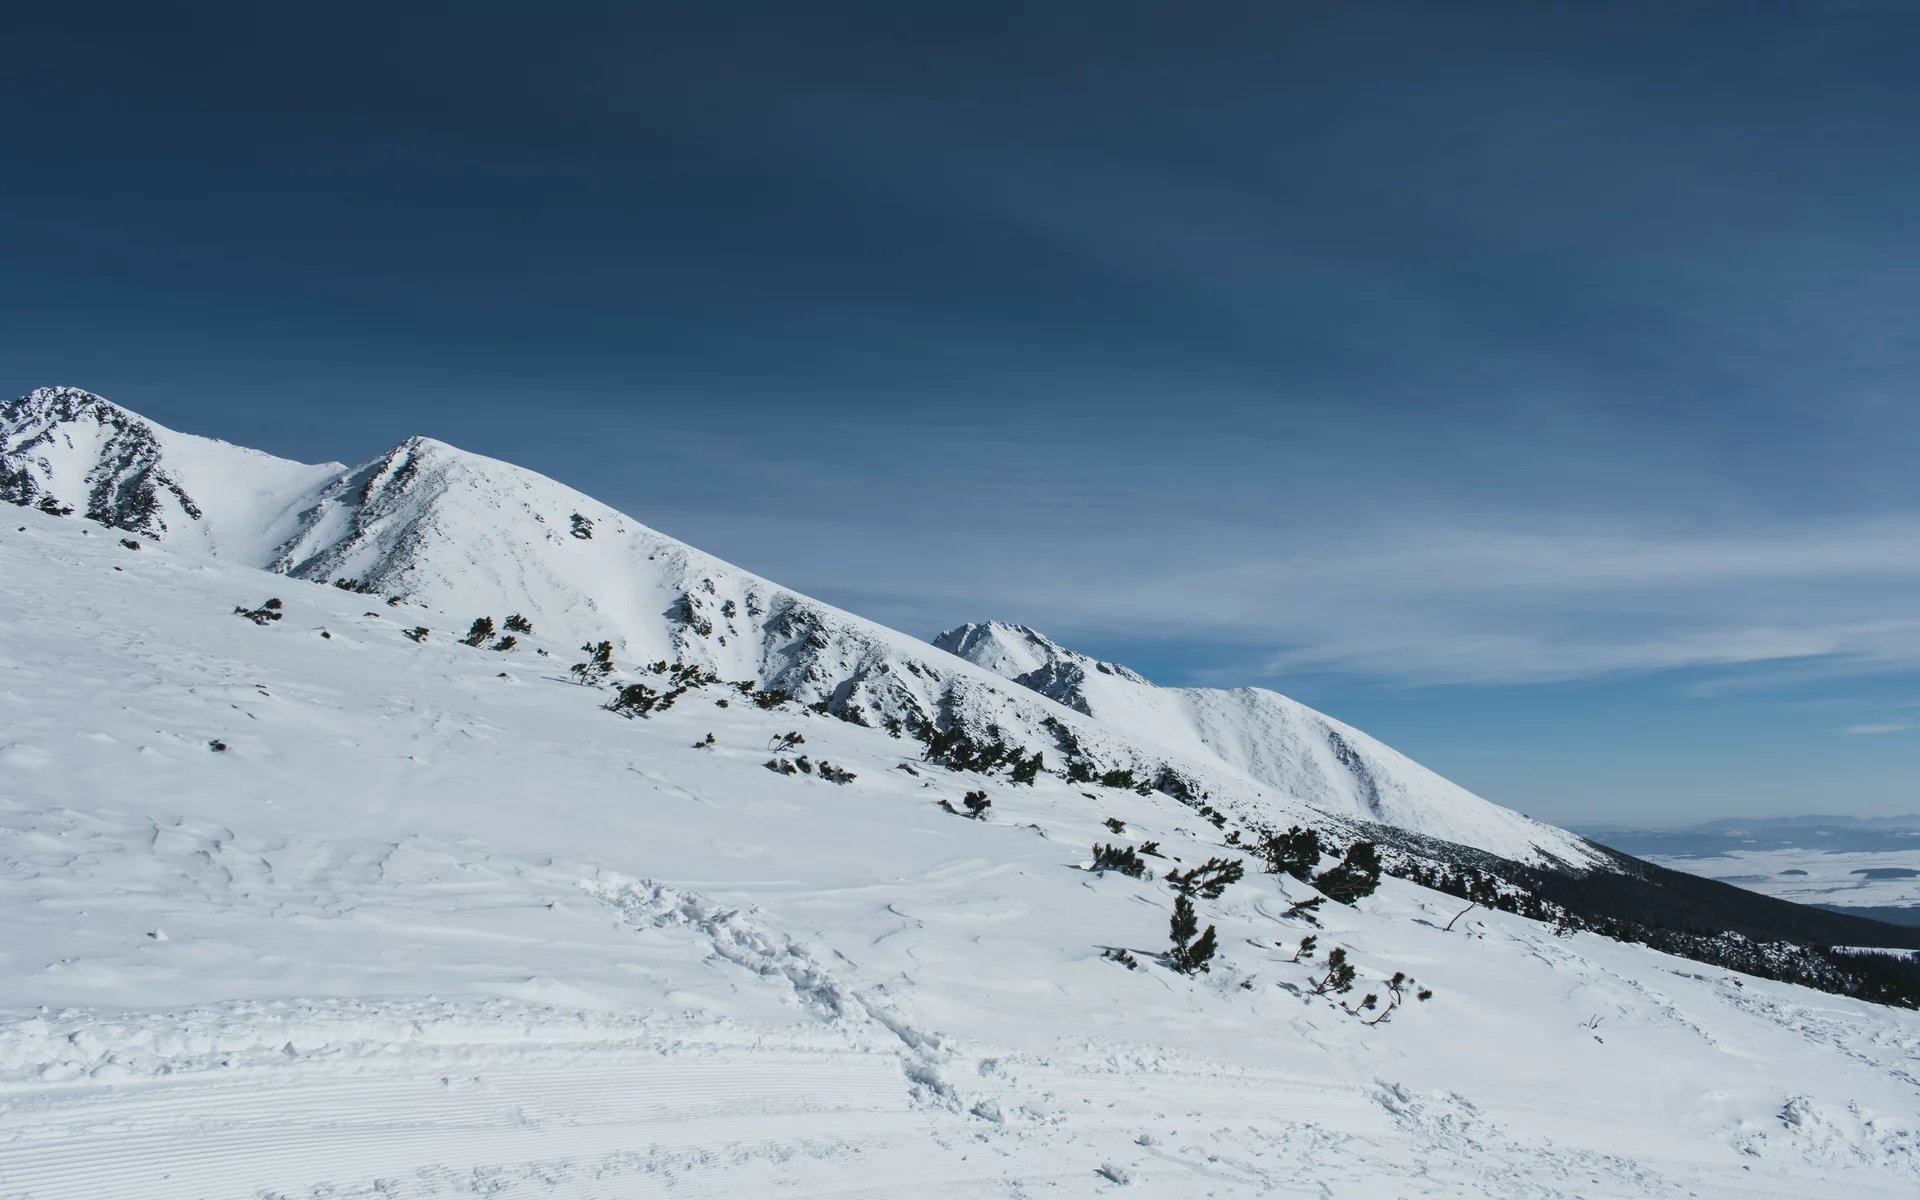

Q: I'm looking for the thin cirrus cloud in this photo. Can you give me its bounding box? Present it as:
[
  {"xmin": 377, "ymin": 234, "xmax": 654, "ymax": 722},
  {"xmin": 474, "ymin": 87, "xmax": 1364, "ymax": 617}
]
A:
[
  {"xmin": 806, "ymin": 516, "xmax": 1920, "ymax": 687},
  {"xmin": 1840, "ymin": 720, "xmax": 1914, "ymax": 736}
]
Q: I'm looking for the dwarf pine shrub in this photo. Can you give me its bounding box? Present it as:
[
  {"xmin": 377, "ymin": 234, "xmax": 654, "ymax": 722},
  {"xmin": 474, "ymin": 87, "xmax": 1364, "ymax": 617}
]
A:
[
  {"xmin": 1091, "ymin": 843, "xmax": 1147, "ymax": 878},
  {"xmin": 1259, "ymin": 825, "xmax": 1323, "ymax": 881},
  {"xmin": 962, "ymin": 789, "xmax": 991, "ymax": 818},
  {"xmin": 605, "ymin": 682, "xmax": 661, "ymax": 718},
  {"xmin": 1309, "ymin": 947, "xmax": 1356, "ymax": 996},
  {"xmin": 462, "ymin": 617, "xmax": 496, "ymax": 647},
  {"xmin": 571, "ymin": 640, "xmax": 614, "ymax": 683},
  {"xmin": 235, "ymin": 598, "xmax": 284, "ymax": 625},
  {"xmin": 1008, "ymin": 750, "xmax": 1044, "ymax": 785},
  {"xmin": 1285, "ymin": 896, "xmax": 1327, "ymax": 926},
  {"xmin": 1165, "ymin": 856, "xmax": 1245, "ymax": 899},
  {"xmin": 503, "ymin": 613, "xmax": 533, "ymax": 634},
  {"xmin": 1167, "ymin": 895, "xmax": 1217, "ymax": 974},
  {"xmin": 1314, "ymin": 840, "xmax": 1382, "ymax": 905}
]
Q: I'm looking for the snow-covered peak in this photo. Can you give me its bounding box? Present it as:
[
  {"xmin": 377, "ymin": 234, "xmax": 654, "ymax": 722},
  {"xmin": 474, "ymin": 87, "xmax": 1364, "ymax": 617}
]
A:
[
  {"xmin": 933, "ymin": 621, "xmax": 1152, "ymax": 692},
  {"xmin": 2, "ymin": 385, "xmax": 346, "ymax": 558},
  {"xmin": 4, "ymin": 384, "xmax": 126, "ymax": 427}
]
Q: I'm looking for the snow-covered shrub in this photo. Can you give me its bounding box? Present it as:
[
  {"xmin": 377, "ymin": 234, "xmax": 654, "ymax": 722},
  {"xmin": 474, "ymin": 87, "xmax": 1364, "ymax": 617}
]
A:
[
  {"xmin": 234, "ymin": 598, "xmax": 283, "ymax": 625},
  {"xmin": 1102, "ymin": 947, "xmax": 1139, "ymax": 970},
  {"xmin": 818, "ymin": 761, "xmax": 857, "ymax": 784},
  {"xmin": 403, "ymin": 626, "xmax": 430, "ymax": 642},
  {"xmin": 462, "ymin": 617, "xmax": 496, "ymax": 647},
  {"xmin": 503, "ymin": 613, "xmax": 533, "ymax": 634},
  {"xmin": 569, "ymin": 513, "xmax": 594, "ymax": 539},
  {"xmin": 962, "ymin": 790, "xmax": 991, "ymax": 819},
  {"xmin": 491, "ymin": 635, "xmax": 517, "ymax": 651}
]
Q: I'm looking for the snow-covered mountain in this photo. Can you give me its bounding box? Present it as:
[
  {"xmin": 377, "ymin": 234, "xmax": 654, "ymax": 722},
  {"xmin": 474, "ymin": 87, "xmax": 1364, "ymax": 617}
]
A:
[
  {"xmin": 2, "ymin": 385, "xmax": 1596, "ymax": 867},
  {"xmin": 936, "ymin": 621, "xmax": 1563, "ymax": 863},
  {"xmin": 5, "ymin": 435, "xmax": 1920, "ymax": 1199}
]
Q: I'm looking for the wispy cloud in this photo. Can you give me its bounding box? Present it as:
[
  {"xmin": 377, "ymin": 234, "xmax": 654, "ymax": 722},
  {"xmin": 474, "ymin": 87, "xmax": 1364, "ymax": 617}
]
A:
[
  {"xmin": 697, "ymin": 501, "xmax": 1920, "ymax": 687},
  {"xmin": 1840, "ymin": 719, "xmax": 1914, "ymax": 735}
]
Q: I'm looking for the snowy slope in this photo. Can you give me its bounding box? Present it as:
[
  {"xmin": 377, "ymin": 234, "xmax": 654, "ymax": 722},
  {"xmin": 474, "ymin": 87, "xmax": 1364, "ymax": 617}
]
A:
[
  {"xmin": 937, "ymin": 621, "xmax": 1584, "ymax": 867},
  {"xmin": 3, "ymin": 500, "xmax": 1919, "ymax": 1199},
  {"xmin": 2, "ymin": 387, "xmax": 1596, "ymax": 866}
]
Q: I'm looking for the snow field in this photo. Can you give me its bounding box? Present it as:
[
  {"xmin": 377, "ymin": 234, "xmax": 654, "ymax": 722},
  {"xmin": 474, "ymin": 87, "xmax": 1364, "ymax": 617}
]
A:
[{"xmin": 2, "ymin": 510, "xmax": 1919, "ymax": 1197}]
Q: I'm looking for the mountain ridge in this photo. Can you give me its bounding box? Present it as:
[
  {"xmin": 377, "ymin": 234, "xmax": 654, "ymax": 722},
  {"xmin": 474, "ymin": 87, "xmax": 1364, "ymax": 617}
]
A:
[
  {"xmin": 935, "ymin": 620, "xmax": 1560, "ymax": 858},
  {"xmin": 4, "ymin": 385, "xmax": 1597, "ymax": 866}
]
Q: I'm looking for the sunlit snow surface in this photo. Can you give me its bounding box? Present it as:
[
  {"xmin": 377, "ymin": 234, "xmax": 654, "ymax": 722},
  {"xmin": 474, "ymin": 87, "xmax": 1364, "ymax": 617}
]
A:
[
  {"xmin": 4, "ymin": 511, "xmax": 1920, "ymax": 1198},
  {"xmin": 1648, "ymin": 850, "xmax": 1920, "ymax": 911},
  {"xmin": 1586, "ymin": 823, "xmax": 1920, "ymax": 913}
]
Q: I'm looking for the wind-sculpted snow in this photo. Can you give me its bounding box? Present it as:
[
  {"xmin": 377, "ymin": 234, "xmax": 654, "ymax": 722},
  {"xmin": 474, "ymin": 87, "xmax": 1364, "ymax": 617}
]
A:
[
  {"xmin": 3, "ymin": 506, "xmax": 1919, "ymax": 1198},
  {"xmin": 5, "ymin": 386, "xmax": 1592, "ymax": 866},
  {"xmin": 937, "ymin": 620, "xmax": 1597, "ymax": 865}
]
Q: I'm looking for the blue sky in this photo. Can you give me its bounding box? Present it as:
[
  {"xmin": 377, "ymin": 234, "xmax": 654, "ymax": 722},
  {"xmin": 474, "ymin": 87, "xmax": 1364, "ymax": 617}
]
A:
[{"xmin": 6, "ymin": 2, "xmax": 1920, "ymax": 825}]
